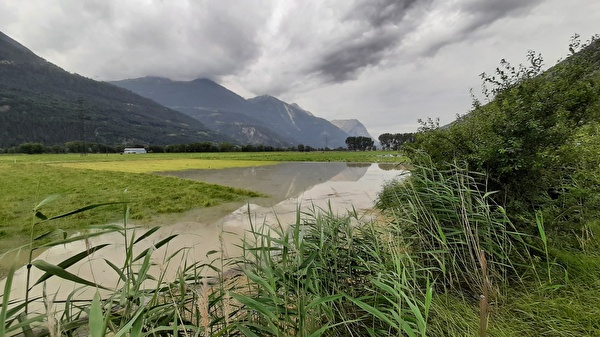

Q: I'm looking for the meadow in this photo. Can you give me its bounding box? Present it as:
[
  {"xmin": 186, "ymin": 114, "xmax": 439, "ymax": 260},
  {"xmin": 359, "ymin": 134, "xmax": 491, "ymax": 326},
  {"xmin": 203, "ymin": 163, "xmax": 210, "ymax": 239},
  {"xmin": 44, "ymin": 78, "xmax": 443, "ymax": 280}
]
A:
[
  {"xmin": 0, "ymin": 151, "xmax": 402, "ymax": 256},
  {"xmin": 0, "ymin": 150, "xmax": 597, "ymax": 336}
]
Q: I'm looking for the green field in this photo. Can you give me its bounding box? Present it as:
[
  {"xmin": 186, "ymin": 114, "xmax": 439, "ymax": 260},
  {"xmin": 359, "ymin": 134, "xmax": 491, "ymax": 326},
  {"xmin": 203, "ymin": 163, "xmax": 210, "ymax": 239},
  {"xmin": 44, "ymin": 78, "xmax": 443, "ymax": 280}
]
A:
[
  {"xmin": 0, "ymin": 151, "xmax": 404, "ymax": 255},
  {"xmin": 0, "ymin": 150, "xmax": 407, "ymax": 165}
]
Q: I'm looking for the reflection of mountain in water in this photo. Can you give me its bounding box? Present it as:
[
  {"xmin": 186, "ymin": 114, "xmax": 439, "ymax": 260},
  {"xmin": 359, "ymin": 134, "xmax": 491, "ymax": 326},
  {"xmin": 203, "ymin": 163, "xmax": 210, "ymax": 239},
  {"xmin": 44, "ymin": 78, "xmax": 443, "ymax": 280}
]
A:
[
  {"xmin": 330, "ymin": 163, "xmax": 370, "ymax": 182},
  {"xmin": 378, "ymin": 163, "xmax": 407, "ymax": 171},
  {"xmin": 159, "ymin": 162, "xmax": 368, "ymax": 206}
]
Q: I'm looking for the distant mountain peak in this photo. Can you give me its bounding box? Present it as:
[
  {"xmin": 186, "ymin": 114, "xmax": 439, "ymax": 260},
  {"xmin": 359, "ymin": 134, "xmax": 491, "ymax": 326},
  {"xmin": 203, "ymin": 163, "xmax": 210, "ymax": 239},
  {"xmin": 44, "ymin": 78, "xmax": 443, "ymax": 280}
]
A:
[
  {"xmin": 191, "ymin": 78, "xmax": 219, "ymax": 85},
  {"xmin": 251, "ymin": 94, "xmax": 280, "ymax": 102},
  {"xmin": 331, "ymin": 119, "xmax": 375, "ymax": 140},
  {"xmin": 111, "ymin": 76, "xmax": 351, "ymax": 148}
]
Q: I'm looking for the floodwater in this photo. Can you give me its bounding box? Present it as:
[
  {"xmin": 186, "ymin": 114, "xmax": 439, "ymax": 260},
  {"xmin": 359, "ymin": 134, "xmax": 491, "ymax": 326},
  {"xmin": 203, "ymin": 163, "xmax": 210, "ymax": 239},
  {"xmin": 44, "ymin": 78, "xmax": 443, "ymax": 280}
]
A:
[{"xmin": 1, "ymin": 162, "xmax": 405, "ymax": 311}]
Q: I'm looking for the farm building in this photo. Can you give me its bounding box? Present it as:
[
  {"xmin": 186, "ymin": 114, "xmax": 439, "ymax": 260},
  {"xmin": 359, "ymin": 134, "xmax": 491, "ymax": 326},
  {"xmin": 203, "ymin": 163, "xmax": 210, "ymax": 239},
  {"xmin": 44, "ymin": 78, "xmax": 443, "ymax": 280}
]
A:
[{"xmin": 123, "ymin": 148, "xmax": 147, "ymax": 154}]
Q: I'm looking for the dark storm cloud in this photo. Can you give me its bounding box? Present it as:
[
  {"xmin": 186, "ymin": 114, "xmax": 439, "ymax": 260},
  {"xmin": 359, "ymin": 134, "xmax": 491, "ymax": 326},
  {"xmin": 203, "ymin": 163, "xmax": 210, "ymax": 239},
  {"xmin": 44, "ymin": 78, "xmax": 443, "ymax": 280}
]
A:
[
  {"xmin": 93, "ymin": 1, "xmax": 270, "ymax": 80},
  {"xmin": 0, "ymin": 0, "xmax": 271, "ymax": 81},
  {"xmin": 418, "ymin": 0, "xmax": 545, "ymax": 58},
  {"xmin": 306, "ymin": 0, "xmax": 430, "ymax": 83},
  {"xmin": 308, "ymin": 0, "xmax": 543, "ymax": 83},
  {"xmin": 347, "ymin": 0, "xmax": 420, "ymax": 27},
  {"xmin": 463, "ymin": 0, "xmax": 544, "ymax": 24},
  {"xmin": 310, "ymin": 33, "xmax": 398, "ymax": 82}
]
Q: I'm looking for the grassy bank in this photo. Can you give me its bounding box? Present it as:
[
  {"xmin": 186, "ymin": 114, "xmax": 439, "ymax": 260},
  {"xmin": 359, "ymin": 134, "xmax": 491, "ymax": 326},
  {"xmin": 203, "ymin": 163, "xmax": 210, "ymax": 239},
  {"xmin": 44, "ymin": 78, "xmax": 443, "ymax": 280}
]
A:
[
  {"xmin": 0, "ymin": 150, "xmax": 407, "ymax": 165},
  {"xmin": 3, "ymin": 160, "xmax": 597, "ymax": 336}
]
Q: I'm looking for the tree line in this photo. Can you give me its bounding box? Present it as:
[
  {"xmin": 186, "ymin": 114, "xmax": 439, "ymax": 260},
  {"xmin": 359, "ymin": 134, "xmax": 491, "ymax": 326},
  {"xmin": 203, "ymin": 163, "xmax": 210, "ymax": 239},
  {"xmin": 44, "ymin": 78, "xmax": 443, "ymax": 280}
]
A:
[
  {"xmin": 378, "ymin": 132, "xmax": 416, "ymax": 150},
  {"xmin": 3, "ymin": 141, "xmax": 350, "ymax": 154},
  {"xmin": 345, "ymin": 136, "xmax": 375, "ymax": 151}
]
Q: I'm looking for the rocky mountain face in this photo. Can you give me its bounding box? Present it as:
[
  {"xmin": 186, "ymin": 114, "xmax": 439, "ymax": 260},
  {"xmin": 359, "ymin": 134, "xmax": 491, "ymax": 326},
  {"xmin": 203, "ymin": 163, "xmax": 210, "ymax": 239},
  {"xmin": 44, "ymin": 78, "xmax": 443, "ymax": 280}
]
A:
[
  {"xmin": 111, "ymin": 77, "xmax": 351, "ymax": 148},
  {"xmin": 330, "ymin": 119, "xmax": 375, "ymax": 139},
  {"xmin": 246, "ymin": 95, "xmax": 349, "ymax": 148},
  {"xmin": 112, "ymin": 77, "xmax": 293, "ymax": 146},
  {"xmin": 0, "ymin": 31, "xmax": 226, "ymax": 148}
]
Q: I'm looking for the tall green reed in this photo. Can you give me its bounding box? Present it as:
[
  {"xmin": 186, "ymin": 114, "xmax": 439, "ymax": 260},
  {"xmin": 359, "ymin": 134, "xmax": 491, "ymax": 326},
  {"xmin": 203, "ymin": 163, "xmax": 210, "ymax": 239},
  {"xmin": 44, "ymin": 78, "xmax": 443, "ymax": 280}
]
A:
[
  {"xmin": 3, "ymin": 194, "xmax": 436, "ymax": 336},
  {"xmin": 377, "ymin": 155, "xmax": 533, "ymax": 299},
  {"xmin": 1, "ymin": 195, "xmax": 230, "ymax": 336},
  {"xmin": 229, "ymin": 203, "xmax": 432, "ymax": 337}
]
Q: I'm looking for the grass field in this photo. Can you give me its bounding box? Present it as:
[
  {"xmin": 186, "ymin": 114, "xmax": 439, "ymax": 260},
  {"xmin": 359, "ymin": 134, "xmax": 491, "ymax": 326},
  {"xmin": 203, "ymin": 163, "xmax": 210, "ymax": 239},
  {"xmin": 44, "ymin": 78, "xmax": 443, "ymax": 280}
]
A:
[
  {"xmin": 53, "ymin": 158, "xmax": 279, "ymax": 173},
  {"xmin": 0, "ymin": 150, "xmax": 407, "ymax": 165},
  {"xmin": 1, "ymin": 151, "xmax": 598, "ymax": 336},
  {"xmin": 0, "ymin": 151, "xmax": 405, "ymax": 255}
]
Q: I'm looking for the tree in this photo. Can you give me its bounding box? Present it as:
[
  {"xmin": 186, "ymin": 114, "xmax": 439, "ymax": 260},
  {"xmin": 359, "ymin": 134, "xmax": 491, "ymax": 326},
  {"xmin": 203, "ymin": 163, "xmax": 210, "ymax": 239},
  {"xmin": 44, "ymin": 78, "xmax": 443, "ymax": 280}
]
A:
[
  {"xmin": 379, "ymin": 133, "xmax": 415, "ymax": 150},
  {"xmin": 378, "ymin": 133, "xmax": 393, "ymax": 150},
  {"xmin": 410, "ymin": 35, "xmax": 600, "ymax": 217},
  {"xmin": 346, "ymin": 136, "xmax": 374, "ymax": 151},
  {"xmin": 18, "ymin": 142, "xmax": 45, "ymax": 154}
]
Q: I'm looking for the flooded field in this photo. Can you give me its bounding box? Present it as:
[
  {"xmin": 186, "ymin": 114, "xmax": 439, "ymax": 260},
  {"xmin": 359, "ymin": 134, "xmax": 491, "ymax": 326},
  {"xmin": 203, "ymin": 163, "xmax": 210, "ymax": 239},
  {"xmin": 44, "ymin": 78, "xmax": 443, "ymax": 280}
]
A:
[{"xmin": 2, "ymin": 162, "xmax": 405, "ymax": 309}]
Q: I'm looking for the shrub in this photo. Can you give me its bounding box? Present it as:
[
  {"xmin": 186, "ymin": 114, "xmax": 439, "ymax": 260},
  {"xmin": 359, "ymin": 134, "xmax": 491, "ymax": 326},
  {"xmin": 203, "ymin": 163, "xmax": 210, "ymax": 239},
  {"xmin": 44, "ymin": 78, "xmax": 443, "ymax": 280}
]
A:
[{"xmin": 409, "ymin": 36, "xmax": 600, "ymax": 226}]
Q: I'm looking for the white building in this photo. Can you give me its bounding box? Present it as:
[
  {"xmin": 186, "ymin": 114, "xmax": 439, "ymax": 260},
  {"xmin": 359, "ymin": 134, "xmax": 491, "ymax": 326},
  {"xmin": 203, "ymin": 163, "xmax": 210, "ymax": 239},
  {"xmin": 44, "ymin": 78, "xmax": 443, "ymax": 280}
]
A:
[{"xmin": 123, "ymin": 148, "xmax": 147, "ymax": 154}]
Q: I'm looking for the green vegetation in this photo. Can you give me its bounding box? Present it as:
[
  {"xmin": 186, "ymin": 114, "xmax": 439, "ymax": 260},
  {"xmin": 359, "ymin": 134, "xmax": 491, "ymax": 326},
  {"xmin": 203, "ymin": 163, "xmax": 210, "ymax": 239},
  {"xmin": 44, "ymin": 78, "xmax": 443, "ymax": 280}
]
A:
[
  {"xmin": 0, "ymin": 150, "xmax": 406, "ymax": 165},
  {"xmin": 344, "ymin": 136, "xmax": 376, "ymax": 151},
  {"xmin": 378, "ymin": 132, "xmax": 416, "ymax": 151},
  {"xmin": 53, "ymin": 158, "xmax": 278, "ymax": 173},
  {"xmin": 0, "ymin": 151, "xmax": 403, "ymax": 255},
  {"xmin": 410, "ymin": 36, "xmax": 600, "ymax": 228},
  {"xmin": 379, "ymin": 34, "xmax": 600, "ymax": 335},
  {"xmin": 0, "ymin": 158, "xmax": 263, "ymax": 255},
  {"xmin": 2, "ymin": 36, "xmax": 600, "ymax": 336}
]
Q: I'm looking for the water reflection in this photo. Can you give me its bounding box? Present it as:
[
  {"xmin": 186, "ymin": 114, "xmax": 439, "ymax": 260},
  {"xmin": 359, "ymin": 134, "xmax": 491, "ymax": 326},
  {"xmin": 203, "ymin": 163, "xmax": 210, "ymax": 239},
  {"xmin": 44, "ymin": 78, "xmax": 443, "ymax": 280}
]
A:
[
  {"xmin": 1, "ymin": 162, "xmax": 405, "ymax": 308},
  {"xmin": 159, "ymin": 162, "xmax": 370, "ymax": 206}
]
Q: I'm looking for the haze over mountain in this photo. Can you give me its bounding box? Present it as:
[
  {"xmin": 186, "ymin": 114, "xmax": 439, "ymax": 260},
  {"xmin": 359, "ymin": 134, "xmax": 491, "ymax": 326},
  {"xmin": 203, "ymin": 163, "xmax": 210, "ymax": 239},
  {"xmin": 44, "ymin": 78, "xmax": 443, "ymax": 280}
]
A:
[
  {"xmin": 330, "ymin": 119, "xmax": 375, "ymax": 139},
  {"xmin": 112, "ymin": 77, "xmax": 352, "ymax": 148},
  {"xmin": 0, "ymin": 31, "xmax": 228, "ymax": 148}
]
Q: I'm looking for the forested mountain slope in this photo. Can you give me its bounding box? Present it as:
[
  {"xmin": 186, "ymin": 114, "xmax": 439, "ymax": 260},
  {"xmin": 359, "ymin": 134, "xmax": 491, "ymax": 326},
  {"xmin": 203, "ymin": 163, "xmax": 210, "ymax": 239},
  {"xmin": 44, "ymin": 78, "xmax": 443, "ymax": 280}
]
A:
[
  {"xmin": 112, "ymin": 77, "xmax": 351, "ymax": 148},
  {"xmin": 112, "ymin": 77, "xmax": 294, "ymax": 147},
  {"xmin": 0, "ymin": 31, "xmax": 227, "ymax": 148}
]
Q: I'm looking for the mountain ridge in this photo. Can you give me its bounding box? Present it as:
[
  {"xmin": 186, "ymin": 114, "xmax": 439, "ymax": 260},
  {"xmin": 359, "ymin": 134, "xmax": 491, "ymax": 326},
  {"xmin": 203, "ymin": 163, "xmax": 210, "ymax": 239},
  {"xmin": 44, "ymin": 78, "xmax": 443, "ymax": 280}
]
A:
[
  {"xmin": 331, "ymin": 119, "xmax": 375, "ymax": 139},
  {"xmin": 111, "ymin": 77, "xmax": 352, "ymax": 148},
  {"xmin": 0, "ymin": 31, "xmax": 229, "ymax": 148}
]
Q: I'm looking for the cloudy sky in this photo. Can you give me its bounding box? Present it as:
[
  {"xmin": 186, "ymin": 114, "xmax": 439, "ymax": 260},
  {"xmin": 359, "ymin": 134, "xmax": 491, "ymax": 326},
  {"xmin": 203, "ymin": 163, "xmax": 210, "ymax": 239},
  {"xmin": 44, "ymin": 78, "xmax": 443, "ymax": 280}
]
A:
[{"xmin": 1, "ymin": 0, "xmax": 598, "ymax": 137}]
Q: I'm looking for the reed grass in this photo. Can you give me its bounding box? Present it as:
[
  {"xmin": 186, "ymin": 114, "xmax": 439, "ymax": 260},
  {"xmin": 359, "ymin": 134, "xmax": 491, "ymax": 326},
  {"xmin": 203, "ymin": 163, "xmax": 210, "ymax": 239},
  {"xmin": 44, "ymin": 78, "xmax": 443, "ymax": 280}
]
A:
[
  {"xmin": 377, "ymin": 154, "xmax": 532, "ymax": 300},
  {"xmin": 1, "ymin": 152, "xmax": 599, "ymax": 336}
]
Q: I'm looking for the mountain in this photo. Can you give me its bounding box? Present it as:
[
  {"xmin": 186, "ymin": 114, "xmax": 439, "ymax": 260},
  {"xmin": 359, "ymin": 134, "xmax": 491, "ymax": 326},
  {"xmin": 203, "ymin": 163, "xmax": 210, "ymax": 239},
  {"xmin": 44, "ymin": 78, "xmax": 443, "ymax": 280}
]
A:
[
  {"xmin": 112, "ymin": 77, "xmax": 250, "ymax": 113},
  {"xmin": 330, "ymin": 119, "xmax": 375, "ymax": 139},
  {"xmin": 247, "ymin": 95, "xmax": 349, "ymax": 148},
  {"xmin": 111, "ymin": 77, "xmax": 292, "ymax": 147},
  {"xmin": 111, "ymin": 77, "xmax": 351, "ymax": 148},
  {"xmin": 0, "ymin": 31, "xmax": 228, "ymax": 148}
]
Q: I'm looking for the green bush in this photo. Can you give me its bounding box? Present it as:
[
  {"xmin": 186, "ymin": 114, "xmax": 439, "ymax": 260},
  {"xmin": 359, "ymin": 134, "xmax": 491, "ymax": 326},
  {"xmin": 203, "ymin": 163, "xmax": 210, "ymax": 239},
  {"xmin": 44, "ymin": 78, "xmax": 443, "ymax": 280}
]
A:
[{"xmin": 409, "ymin": 36, "xmax": 600, "ymax": 229}]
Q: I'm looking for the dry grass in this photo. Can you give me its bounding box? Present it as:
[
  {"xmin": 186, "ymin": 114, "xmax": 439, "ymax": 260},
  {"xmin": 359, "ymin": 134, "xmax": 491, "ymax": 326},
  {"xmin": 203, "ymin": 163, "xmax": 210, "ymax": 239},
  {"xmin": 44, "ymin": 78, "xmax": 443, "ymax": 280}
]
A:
[{"xmin": 51, "ymin": 158, "xmax": 277, "ymax": 173}]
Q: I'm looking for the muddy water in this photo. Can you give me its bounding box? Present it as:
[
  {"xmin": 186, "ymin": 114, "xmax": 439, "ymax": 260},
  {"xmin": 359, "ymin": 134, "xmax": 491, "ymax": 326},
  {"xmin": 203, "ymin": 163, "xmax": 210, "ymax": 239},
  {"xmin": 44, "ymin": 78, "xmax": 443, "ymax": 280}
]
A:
[{"xmin": 2, "ymin": 162, "xmax": 405, "ymax": 311}]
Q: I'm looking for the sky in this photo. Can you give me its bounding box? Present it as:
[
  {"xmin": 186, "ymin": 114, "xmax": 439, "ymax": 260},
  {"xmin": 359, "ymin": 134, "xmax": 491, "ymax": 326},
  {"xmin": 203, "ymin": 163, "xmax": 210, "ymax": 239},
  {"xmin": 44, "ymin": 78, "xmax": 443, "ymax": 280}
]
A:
[{"xmin": 1, "ymin": 0, "xmax": 598, "ymax": 138}]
